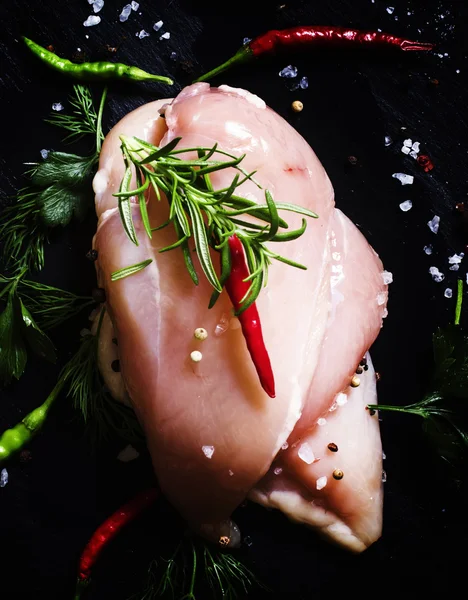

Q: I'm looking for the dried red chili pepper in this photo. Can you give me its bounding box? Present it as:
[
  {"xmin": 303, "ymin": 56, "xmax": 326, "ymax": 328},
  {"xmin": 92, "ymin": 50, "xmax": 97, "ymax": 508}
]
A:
[
  {"xmin": 74, "ymin": 488, "xmax": 158, "ymax": 599},
  {"xmin": 195, "ymin": 26, "xmax": 434, "ymax": 81},
  {"xmin": 417, "ymin": 154, "xmax": 434, "ymax": 172},
  {"xmin": 225, "ymin": 235, "xmax": 276, "ymax": 398}
]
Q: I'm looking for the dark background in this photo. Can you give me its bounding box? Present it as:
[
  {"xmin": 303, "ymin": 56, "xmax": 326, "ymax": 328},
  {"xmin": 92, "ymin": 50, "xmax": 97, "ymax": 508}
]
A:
[{"xmin": 1, "ymin": 0, "xmax": 468, "ymax": 598}]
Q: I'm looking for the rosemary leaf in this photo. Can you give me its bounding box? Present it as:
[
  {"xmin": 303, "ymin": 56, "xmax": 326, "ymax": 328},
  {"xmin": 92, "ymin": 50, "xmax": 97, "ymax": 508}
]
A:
[{"xmin": 111, "ymin": 259, "xmax": 153, "ymax": 282}]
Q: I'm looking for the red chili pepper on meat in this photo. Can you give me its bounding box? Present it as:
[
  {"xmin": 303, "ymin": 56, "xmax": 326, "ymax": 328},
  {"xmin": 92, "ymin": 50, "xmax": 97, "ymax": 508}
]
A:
[
  {"xmin": 225, "ymin": 235, "xmax": 275, "ymax": 398},
  {"xmin": 74, "ymin": 488, "xmax": 158, "ymax": 599},
  {"xmin": 194, "ymin": 26, "xmax": 434, "ymax": 82}
]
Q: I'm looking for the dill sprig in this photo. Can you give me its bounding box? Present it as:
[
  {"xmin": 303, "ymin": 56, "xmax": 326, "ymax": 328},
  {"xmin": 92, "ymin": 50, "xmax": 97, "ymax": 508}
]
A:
[
  {"xmin": 62, "ymin": 308, "xmax": 143, "ymax": 445},
  {"xmin": 0, "ymin": 85, "xmax": 107, "ymax": 274},
  {"xmin": 136, "ymin": 538, "xmax": 263, "ymax": 600},
  {"xmin": 115, "ymin": 135, "xmax": 318, "ymax": 313},
  {"xmin": 369, "ymin": 279, "xmax": 468, "ymax": 479}
]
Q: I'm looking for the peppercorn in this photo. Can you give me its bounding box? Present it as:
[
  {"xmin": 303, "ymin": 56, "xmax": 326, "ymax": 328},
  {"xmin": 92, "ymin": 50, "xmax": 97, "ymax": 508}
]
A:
[
  {"xmin": 111, "ymin": 360, "xmax": 120, "ymax": 373},
  {"xmin": 219, "ymin": 535, "xmax": 231, "ymax": 547},
  {"xmin": 327, "ymin": 443, "xmax": 338, "ymax": 453},
  {"xmin": 356, "ymin": 366, "xmax": 363, "ymax": 374},
  {"xmin": 350, "ymin": 375, "xmax": 360, "ymax": 388},
  {"xmin": 333, "ymin": 468, "xmax": 344, "ymax": 480},
  {"xmin": 291, "ymin": 100, "xmax": 303, "ymax": 112},
  {"xmin": 359, "ymin": 357, "xmax": 367, "ymax": 366},
  {"xmin": 86, "ymin": 249, "xmax": 98, "ymax": 261},
  {"xmin": 92, "ymin": 288, "xmax": 106, "ymax": 303},
  {"xmin": 194, "ymin": 328, "xmax": 208, "ymax": 341}
]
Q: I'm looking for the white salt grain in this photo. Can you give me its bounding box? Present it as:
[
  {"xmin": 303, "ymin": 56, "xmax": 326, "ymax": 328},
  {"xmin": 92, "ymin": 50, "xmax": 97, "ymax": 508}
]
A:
[
  {"xmin": 40, "ymin": 149, "xmax": 49, "ymax": 159},
  {"xmin": 274, "ymin": 467, "xmax": 283, "ymax": 475},
  {"xmin": 424, "ymin": 245, "xmax": 433, "ymax": 255},
  {"xmin": 409, "ymin": 150, "xmax": 418, "ymax": 159},
  {"xmin": 159, "ymin": 32, "xmax": 171, "ymax": 40},
  {"xmin": 131, "ymin": 1, "xmax": 139, "ymax": 9},
  {"xmin": 399, "ymin": 200, "xmax": 413, "ymax": 212},
  {"xmin": 170, "ymin": 51, "xmax": 178, "ymax": 60},
  {"xmin": 444, "ymin": 288, "xmax": 453, "ymax": 298},
  {"xmin": 119, "ymin": 4, "xmax": 132, "ymax": 22},
  {"xmin": 427, "ymin": 215, "xmax": 440, "ymax": 233},
  {"xmin": 450, "ymin": 264, "xmax": 460, "ymax": 271},
  {"xmin": 202, "ymin": 445, "xmax": 215, "ymax": 459},
  {"xmin": 52, "ymin": 102, "xmax": 64, "ymax": 111},
  {"xmin": 377, "ymin": 292, "xmax": 387, "ymax": 306},
  {"xmin": 153, "ymin": 20, "xmax": 163, "ymax": 32},
  {"xmin": 386, "ymin": 7, "xmax": 395, "ymax": 14},
  {"xmin": 448, "ymin": 253, "xmax": 464, "ymax": 265},
  {"xmin": 84, "ymin": 15, "xmax": 101, "ymax": 26},
  {"xmin": 382, "ymin": 270, "xmax": 393, "ymax": 284},
  {"xmin": 412, "ymin": 141, "xmax": 420, "ymax": 153},
  {"xmin": 316, "ymin": 476, "xmax": 327, "ymax": 490},
  {"xmin": 317, "ymin": 418, "xmax": 327, "ymax": 426},
  {"xmin": 243, "ymin": 37, "xmax": 252, "ymax": 44},
  {"xmin": 299, "ymin": 76, "xmax": 309, "ymax": 89},
  {"xmin": 0, "ymin": 468, "xmax": 8, "ymax": 488},
  {"xmin": 281, "ymin": 442, "xmax": 289, "ymax": 450},
  {"xmin": 335, "ymin": 392, "xmax": 348, "ymax": 406},
  {"xmin": 384, "ymin": 135, "xmax": 393, "ymax": 146},
  {"xmin": 429, "ymin": 266, "xmax": 445, "ymax": 282},
  {"xmin": 401, "ymin": 145, "xmax": 411, "ymax": 155},
  {"xmin": 403, "ymin": 138, "xmax": 413, "ymax": 147},
  {"xmin": 117, "ymin": 444, "xmax": 140, "ymax": 462},
  {"xmin": 93, "ymin": 0, "xmax": 104, "ymax": 12},
  {"xmin": 392, "ymin": 172, "xmax": 414, "ymax": 185},
  {"xmin": 137, "ymin": 30, "xmax": 150, "ymax": 39},
  {"xmin": 298, "ymin": 442, "xmax": 315, "ymax": 465},
  {"xmin": 279, "ymin": 65, "xmax": 298, "ymax": 78}
]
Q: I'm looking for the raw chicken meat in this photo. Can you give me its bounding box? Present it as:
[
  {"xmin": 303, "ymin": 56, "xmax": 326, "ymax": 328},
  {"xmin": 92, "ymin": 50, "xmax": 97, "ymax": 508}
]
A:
[{"xmin": 92, "ymin": 83, "xmax": 387, "ymax": 552}]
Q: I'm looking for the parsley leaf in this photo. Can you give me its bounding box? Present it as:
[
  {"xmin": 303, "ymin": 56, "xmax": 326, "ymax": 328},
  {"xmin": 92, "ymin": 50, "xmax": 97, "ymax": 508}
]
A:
[
  {"xmin": 30, "ymin": 152, "xmax": 97, "ymax": 188},
  {"xmin": 38, "ymin": 182, "xmax": 92, "ymax": 227}
]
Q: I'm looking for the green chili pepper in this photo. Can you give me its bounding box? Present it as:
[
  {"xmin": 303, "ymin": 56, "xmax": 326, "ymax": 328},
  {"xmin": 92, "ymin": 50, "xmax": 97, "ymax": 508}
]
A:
[
  {"xmin": 0, "ymin": 378, "xmax": 64, "ymax": 462},
  {"xmin": 23, "ymin": 37, "xmax": 174, "ymax": 85}
]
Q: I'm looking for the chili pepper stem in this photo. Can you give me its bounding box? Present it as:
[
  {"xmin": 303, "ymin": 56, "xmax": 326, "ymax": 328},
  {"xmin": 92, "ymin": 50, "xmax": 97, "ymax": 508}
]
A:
[
  {"xmin": 193, "ymin": 45, "xmax": 253, "ymax": 82},
  {"xmin": 74, "ymin": 578, "xmax": 90, "ymax": 600}
]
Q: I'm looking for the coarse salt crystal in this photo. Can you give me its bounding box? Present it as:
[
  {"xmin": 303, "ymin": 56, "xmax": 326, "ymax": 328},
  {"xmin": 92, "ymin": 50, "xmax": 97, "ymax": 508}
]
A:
[
  {"xmin": 401, "ymin": 146, "xmax": 411, "ymax": 155},
  {"xmin": 381, "ymin": 270, "xmax": 393, "ymax": 284},
  {"xmin": 317, "ymin": 418, "xmax": 327, "ymax": 426},
  {"xmin": 281, "ymin": 442, "xmax": 289, "ymax": 450},
  {"xmin": 119, "ymin": 4, "xmax": 132, "ymax": 22},
  {"xmin": 448, "ymin": 253, "xmax": 463, "ymax": 265},
  {"xmin": 335, "ymin": 392, "xmax": 348, "ymax": 406},
  {"xmin": 429, "ymin": 266, "xmax": 445, "ymax": 282},
  {"xmin": 386, "ymin": 6, "xmax": 395, "ymax": 14},
  {"xmin": 0, "ymin": 468, "xmax": 8, "ymax": 488},
  {"xmin": 170, "ymin": 51, "xmax": 178, "ymax": 60},
  {"xmin": 93, "ymin": 0, "xmax": 104, "ymax": 12},
  {"xmin": 274, "ymin": 467, "xmax": 283, "ymax": 475},
  {"xmin": 403, "ymin": 138, "xmax": 413, "ymax": 147},
  {"xmin": 153, "ymin": 20, "xmax": 163, "ymax": 32},
  {"xmin": 412, "ymin": 141, "xmax": 420, "ymax": 153},
  {"xmin": 137, "ymin": 30, "xmax": 150, "ymax": 39},
  {"xmin": 84, "ymin": 15, "xmax": 101, "ymax": 26},
  {"xmin": 382, "ymin": 307, "xmax": 389, "ymax": 318},
  {"xmin": 427, "ymin": 215, "xmax": 440, "ymax": 233},
  {"xmin": 190, "ymin": 350, "xmax": 202, "ymax": 362},
  {"xmin": 117, "ymin": 444, "xmax": 140, "ymax": 462},
  {"xmin": 424, "ymin": 245, "xmax": 433, "ymax": 255},
  {"xmin": 299, "ymin": 76, "xmax": 309, "ymax": 89},
  {"xmin": 159, "ymin": 32, "xmax": 171, "ymax": 40},
  {"xmin": 399, "ymin": 200, "xmax": 413, "ymax": 212},
  {"xmin": 131, "ymin": 1, "xmax": 139, "ymax": 9},
  {"xmin": 202, "ymin": 445, "xmax": 215, "ymax": 459},
  {"xmin": 298, "ymin": 442, "xmax": 315, "ymax": 464},
  {"xmin": 444, "ymin": 288, "xmax": 453, "ymax": 298},
  {"xmin": 392, "ymin": 173, "xmax": 414, "ymax": 185},
  {"xmin": 384, "ymin": 135, "xmax": 392, "ymax": 146},
  {"xmin": 409, "ymin": 150, "xmax": 418, "ymax": 159},
  {"xmin": 243, "ymin": 37, "xmax": 252, "ymax": 44},
  {"xmin": 279, "ymin": 65, "xmax": 298, "ymax": 78},
  {"xmin": 466, "ymin": 273, "xmax": 468, "ymax": 285},
  {"xmin": 450, "ymin": 264, "xmax": 460, "ymax": 271},
  {"xmin": 316, "ymin": 476, "xmax": 327, "ymax": 490},
  {"xmin": 377, "ymin": 292, "xmax": 387, "ymax": 306},
  {"xmin": 52, "ymin": 102, "xmax": 63, "ymax": 111},
  {"xmin": 40, "ymin": 149, "xmax": 49, "ymax": 159}
]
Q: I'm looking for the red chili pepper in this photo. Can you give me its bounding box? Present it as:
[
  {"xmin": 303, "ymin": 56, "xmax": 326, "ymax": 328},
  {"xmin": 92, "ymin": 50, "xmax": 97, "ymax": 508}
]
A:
[
  {"xmin": 417, "ymin": 154, "xmax": 434, "ymax": 172},
  {"xmin": 74, "ymin": 488, "xmax": 158, "ymax": 599},
  {"xmin": 225, "ymin": 235, "xmax": 275, "ymax": 398},
  {"xmin": 194, "ymin": 26, "xmax": 434, "ymax": 82}
]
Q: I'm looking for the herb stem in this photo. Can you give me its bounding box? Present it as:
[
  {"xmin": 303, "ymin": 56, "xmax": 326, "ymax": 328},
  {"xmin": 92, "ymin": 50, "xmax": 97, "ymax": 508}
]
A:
[
  {"xmin": 455, "ymin": 278, "xmax": 463, "ymax": 326},
  {"xmin": 96, "ymin": 86, "xmax": 108, "ymax": 154},
  {"xmin": 367, "ymin": 403, "xmax": 425, "ymax": 416}
]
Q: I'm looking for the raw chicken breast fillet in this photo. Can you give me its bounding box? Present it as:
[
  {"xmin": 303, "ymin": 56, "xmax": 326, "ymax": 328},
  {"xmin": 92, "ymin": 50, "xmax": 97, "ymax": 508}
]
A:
[{"xmin": 92, "ymin": 83, "xmax": 387, "ymax": 552}]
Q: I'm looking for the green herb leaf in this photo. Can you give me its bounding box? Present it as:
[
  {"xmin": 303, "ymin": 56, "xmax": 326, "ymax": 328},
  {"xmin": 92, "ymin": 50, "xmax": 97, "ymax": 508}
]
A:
[
  {"xmin": 30, "ymin": 152, "xmax": 97, "ymax": 187},
  {"xmin": 37, "ymin": 183, "xmax": 91, "ymax": 227},
  {"xmin": 111, "ymin": 259, "xmax": 153, "ymax": 282},
  {"xmin": 19, "ymin": 299, "xmax": 56, "ymax": 364},
  {"xmin": 186, "ymin": 200, "xmax": 221, "ymax": 292},
  {"xmin": 0, "ymin": 290, "xmax": 27, "ymax": 384},
  {"xmin": 117, "ymin": 166, "xmax": 139, "ymax": 246},
  {"xmin": 45, "ymin": 85, "xmax": 98, "ymax": 142}
]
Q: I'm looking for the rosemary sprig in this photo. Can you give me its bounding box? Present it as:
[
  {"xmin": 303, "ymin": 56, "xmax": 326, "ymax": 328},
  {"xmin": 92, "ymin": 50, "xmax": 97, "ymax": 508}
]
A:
[
  {"xmin": 136, "ymin": 537, "xmax": 263, "ymax": 600},
  {"xmin": 63, "ymin": 308, "xmax": 143, "ymax": 445},
  {"xmin": 0, "ymin": 270, "xmax": 94, "ymax": 385},
  {"xmin": 369, "ymin": 279, "xmax": 468, "ymax": 478},
  {"xmin": 115, "ymin": 136, "xmax": 318, "ymax": 312},
  {"xmin": 0, "ymin": 85, "xmax": 107, "ymax": 273}
]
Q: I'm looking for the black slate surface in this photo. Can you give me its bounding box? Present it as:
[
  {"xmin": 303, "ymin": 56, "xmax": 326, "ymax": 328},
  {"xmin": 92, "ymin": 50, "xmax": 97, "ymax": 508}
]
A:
[{"xmin": 1, "ymin": 1, "xmax": 468, "ymax": 599}]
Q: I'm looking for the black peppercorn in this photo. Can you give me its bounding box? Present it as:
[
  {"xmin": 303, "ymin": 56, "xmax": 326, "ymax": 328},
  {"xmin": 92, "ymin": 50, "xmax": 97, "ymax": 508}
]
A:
[{"xmin": 92, "ymin": 288, "xmax": 106, "ymax": 303}]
